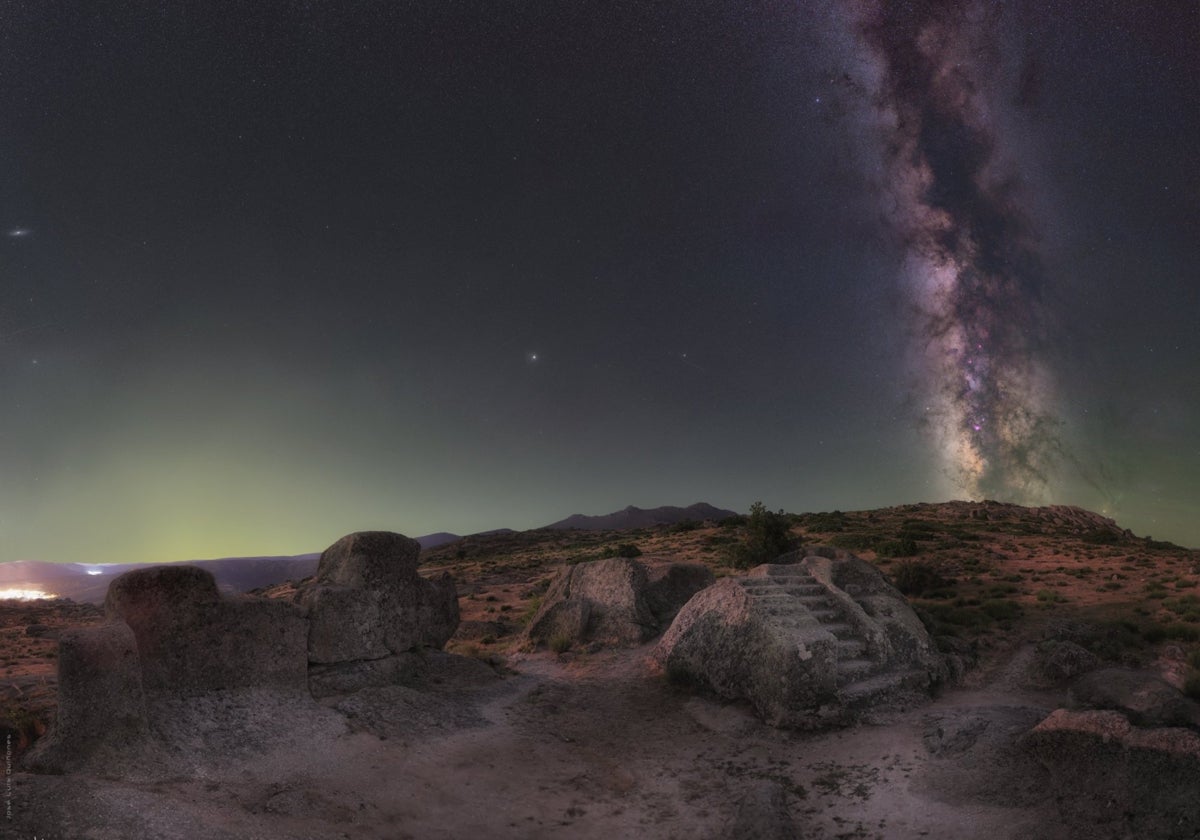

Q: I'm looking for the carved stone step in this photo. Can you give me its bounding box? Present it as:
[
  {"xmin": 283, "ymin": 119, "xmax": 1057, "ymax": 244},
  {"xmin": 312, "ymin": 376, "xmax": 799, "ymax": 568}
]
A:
[
  {"xmin": 792, "ymin": 593, "xmax": 831, "ymax": 606},
  {"xmin": 836, "ymin": 657, "xmax": 877, "ymax": 684},
  {"xmin": 781, "ymin": 585, "xmax": 827, "ymax": 597},
  {"xmin": 837, "ymin": 638, "xmax": 867, "ymax": 658},
  {"xmin": 746, "ymin": 593, "xmax": 794, "ymax": 603},
  {"xmin": 767, "ymin": 576, "xmax": 816, "ymax": 585},
  {"xmin": 838, "ymin": 669, "xmax": 927, "ymax": 708},
  {"xmin": 821, "ymin": 622, "xmax": 861, "ymax": 641}
]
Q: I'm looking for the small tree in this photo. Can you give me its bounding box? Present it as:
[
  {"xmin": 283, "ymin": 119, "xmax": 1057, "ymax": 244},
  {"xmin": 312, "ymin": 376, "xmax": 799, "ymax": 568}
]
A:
[{"xmin": 725, "ymin": 501, "xmax": 795, "ymax": 569}]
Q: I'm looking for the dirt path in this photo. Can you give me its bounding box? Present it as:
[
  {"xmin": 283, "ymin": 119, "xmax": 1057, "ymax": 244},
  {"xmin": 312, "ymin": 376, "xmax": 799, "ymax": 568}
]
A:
[{"xmin": 10, "ymin": 643, "xmax": 1074, "ymax": 839}]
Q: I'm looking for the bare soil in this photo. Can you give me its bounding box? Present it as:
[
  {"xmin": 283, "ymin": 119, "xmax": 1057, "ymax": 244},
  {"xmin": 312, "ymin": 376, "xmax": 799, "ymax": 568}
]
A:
[{"xmin": 9, "ymin": 637, "xmax": 1071, "ymax": 840}]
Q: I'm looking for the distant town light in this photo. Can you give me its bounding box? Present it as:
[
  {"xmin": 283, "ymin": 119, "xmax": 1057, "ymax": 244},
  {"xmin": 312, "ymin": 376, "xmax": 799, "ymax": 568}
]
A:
[{"xmin": 0, "ymin": 588, "xmax": 54, "ymax": 600}]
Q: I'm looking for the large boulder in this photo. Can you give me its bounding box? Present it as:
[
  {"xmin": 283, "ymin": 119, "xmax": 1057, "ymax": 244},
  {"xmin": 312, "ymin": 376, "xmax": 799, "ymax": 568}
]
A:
[
  {"xmin": 22, "ymin": 623, "xmax": 152, "ymax": 775},
  {"xmin": 1024, "ymin": 639, "xmax": 1100, "ymax": 688},
  {"xmin": 297, "ymin": 531, "xmax": 459, "ymax": 666},
  {"xmin": 523, "ymin": 558, "xmax": 713, "ymax": 650},
  {"xmin": 1069, "ymin": 667, "xmax": 1200, "ymax": 729},
  {"xmin": 525, "ymin": 557, "xmax": 654, "ymax": 648},
  {"xmin": 315, "ymin": 530, "xmax": 421, "ymax": 588},
  {"xmin": 655, "ymin": 551, "xmax": 944, "ymax": 729},
  {"xmin": 105, "ymin": 565, "xmax": 309, "ymax": 696},
  {"xmin": 1023, "ymin": 708, "xmax": 1200, "ymax": 839},
  {"xmin": 26, "ymin": 565, "xmax": 315, "ymax": 776}
]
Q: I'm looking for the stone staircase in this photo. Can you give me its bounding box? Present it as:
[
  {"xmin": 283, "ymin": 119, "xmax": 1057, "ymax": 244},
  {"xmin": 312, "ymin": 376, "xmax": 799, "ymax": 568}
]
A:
[{"xmin": 742, "ymin": 567, "xmax": 921, "ymax": 712}]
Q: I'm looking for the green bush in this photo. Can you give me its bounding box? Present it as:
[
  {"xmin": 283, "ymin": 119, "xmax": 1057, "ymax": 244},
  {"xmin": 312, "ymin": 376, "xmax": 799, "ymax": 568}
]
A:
[
  {"xmin": 799, "ymin": 511, "xmax": 848, "ymax": 532},
  {"xmin": 1036, "ymin": 589, "xmax": 1068, "ymax": 604},
  {"xmin": 599, "ymin": 543, "xmax": 643, "ymax": 559},
  {"xmin": 921, "ymin": 603, "xmax": 990, "ymax": 629},
  {"xmin": 1166, "ymin": 624, "xmax": 1200, "ymax": 642},
  {"xmin": 548, "ymin": 633, "xmax": 572, "ymax": 653},
  {"xmin": 1184, "ymin": 671, "xmax": 1200, "ymax": 701},
  {"xmin": 829, "ymin": 533, "xmax": 876, "ymax": 551},
  {"xmin": 899, "ymin": 519, "xmax": 939, "ymax": 535},
  {"xmin": 1144, "ymin": 625, "xmax": 1167, "ymax": 644},
  {"xmin": 891, "ymin": 559, "xmax": 950, "ymax": 597},
  {"xmin": 724, "ymin": 501, "xmax": 794, "ymax": 569},
  {"xmin": 876, "ymin": 537, "xmax": 919, "ymax": 558},
  {"xmin": 981, "ymin": 600, "xmax": 1023, "ymax": 621},
  {"xmin": 1143, "ymin": 623, "xmax": 1200, "ymax": 644},
  {"xmin": 519, "ymin": 595, "xmax": 543, "ymax": 625}
]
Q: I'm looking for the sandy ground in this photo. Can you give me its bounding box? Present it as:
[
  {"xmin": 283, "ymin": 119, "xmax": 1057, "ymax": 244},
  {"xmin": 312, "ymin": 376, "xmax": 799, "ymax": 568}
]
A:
[{"xmin": 8, "ymin": 639, "xmax": 1078, "ymax": 840}]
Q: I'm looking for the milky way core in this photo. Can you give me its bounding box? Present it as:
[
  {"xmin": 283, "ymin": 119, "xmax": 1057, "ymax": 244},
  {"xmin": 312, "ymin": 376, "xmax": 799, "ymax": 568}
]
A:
[{"xmin": 852, "ymin": 0, "xmax": 1059, "ymax": 502}]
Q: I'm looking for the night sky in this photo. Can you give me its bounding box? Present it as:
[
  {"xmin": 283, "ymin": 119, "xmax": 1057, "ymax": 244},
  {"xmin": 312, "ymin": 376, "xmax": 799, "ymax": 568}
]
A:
[{"xmin": 2, "ymin": 1, "xmax": 1197, "ymax": 565}]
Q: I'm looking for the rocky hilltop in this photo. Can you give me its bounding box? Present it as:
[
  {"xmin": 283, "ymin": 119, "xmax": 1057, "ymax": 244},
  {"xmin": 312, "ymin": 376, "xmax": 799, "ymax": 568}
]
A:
[{"xmin": 4, "ymin": 501, "xmax": 1200, "ymax": 839}]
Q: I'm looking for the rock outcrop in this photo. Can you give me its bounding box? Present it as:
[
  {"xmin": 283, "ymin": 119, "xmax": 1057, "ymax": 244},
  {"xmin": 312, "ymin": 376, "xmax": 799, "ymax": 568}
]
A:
[
  {"xmin": 25, "ymin": 564, "xmax": 322, "ymax": 776},
  {"xmin": 24, "ymin": 531, "xmax": 464, "ymax": 772},
  {"xmin": 1024, "ymin": 639, "xmax": 1099, "ymax": 688},
  {"xmin": 523, "ymin": 557, "xmax": 713, "ymax": 651},
  {"xmin": 295, "ymin": 531, "xmax": 460, "ymax": 697},
  {"xmin": 1023, "ymin": 708, "xmax": 1200, "ymax": 839},
  {"xmin": 654, "ymin": 549, "xmax": 944, "ymax": 729},
  {"xmin": 105, "ymin": 564, "xmax": 309, "ymax": 696},
  {"xmin": 1069, "ymin": 667, "xmax": 1200, "ymax": 729},
  {"xmin": 29, "ymin": 622, "xmax": 152, "ymax": 771}
]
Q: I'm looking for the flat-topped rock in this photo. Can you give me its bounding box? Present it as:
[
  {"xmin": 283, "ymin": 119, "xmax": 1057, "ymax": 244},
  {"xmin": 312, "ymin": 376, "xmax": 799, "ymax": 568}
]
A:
[
  {"xmin": 655, "ymin": 550, "xmax": 944, "ymax": 729},
  {"xmin": 105, "ymin": 565, "xmax": 309, "ymax": 697},
  {"xmin": 105, "ymin": 564, "xmax": 220, "ymax": 626},
  {"xmin": 297, "ymin": 531, "xmax": 459, "ymax": 666}
]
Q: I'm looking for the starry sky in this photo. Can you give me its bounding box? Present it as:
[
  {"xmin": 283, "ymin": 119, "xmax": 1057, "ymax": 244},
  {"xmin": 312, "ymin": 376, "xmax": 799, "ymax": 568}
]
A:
[{"xmin": 2, "ymin": 1, "xmax": 1197, "ymax": 565}]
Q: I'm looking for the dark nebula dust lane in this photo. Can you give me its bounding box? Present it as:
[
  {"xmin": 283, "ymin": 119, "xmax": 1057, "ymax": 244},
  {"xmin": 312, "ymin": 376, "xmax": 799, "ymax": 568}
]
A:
[{"xmin": 844, "ymin": 0, "xmax": 1062, "ymax": 502}]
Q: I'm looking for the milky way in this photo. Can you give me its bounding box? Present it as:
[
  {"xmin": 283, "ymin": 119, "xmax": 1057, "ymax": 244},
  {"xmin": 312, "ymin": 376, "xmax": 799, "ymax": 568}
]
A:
[{"xmin": 847, "ymin": 0, "xmax": 1059, "ymax": 502}]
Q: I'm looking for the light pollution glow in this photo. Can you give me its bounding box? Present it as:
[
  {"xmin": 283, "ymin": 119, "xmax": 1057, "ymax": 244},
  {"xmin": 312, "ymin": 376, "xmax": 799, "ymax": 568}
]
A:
[{"xmin": 0, "ymin": 588, "xmax": 55, "ymax": 600}]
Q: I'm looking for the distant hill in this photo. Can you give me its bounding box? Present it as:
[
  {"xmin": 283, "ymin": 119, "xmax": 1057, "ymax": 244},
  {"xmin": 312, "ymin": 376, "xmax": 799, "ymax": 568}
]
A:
[
  {"xmin": 417, "ymin": 533, "xmax": 462, "ymax": 550},
  {"xmin": 544, "ymin": 503, "xmax": 738, "ymax": 531}
]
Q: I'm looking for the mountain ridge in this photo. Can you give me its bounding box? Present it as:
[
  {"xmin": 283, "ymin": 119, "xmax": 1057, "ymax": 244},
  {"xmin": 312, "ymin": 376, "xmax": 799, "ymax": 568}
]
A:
[{"xmin": 544, "ymin": 502, "xmax": 738, "ymax": 531}]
